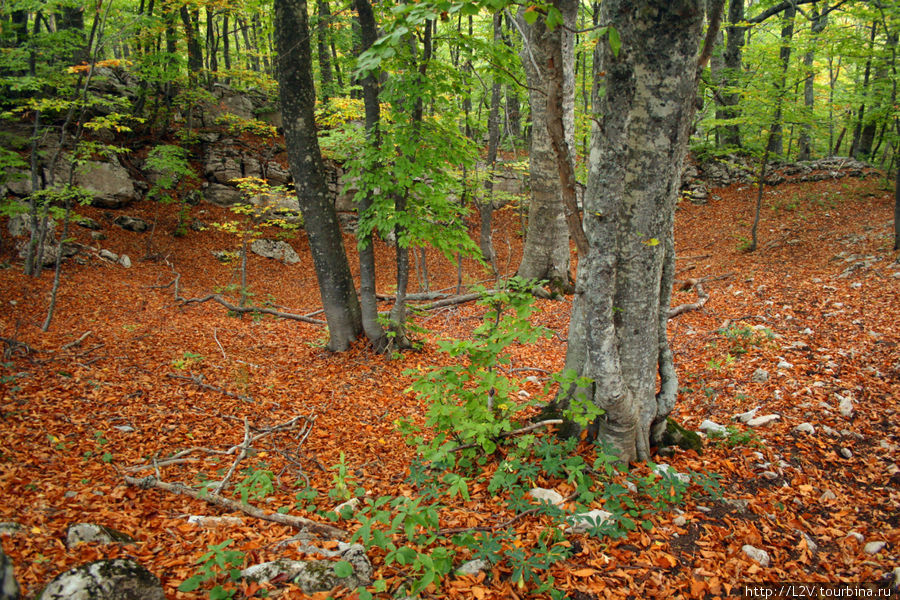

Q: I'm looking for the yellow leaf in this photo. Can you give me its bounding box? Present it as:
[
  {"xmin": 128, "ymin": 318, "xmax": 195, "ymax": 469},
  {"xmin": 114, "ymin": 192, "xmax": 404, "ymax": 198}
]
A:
[{"xmin": 572, "ymin": 568, "xmax": 598, "ymax": 577}]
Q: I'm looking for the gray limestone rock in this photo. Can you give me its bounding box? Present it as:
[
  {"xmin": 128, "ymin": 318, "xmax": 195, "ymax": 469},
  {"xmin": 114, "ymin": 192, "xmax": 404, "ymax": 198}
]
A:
[{"xmin": 37, "ymin": 559, "xmax": 164, "ymax": 600}]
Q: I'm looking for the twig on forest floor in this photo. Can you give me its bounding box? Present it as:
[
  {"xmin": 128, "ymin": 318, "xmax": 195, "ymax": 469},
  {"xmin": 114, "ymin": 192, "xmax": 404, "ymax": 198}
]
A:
[
  {"xmin": 124, "ymin": 415, "xmax": 335, "ymax": 533},
  {"xmin": 61, "ymin": 330, "xmax": 91, "ymax": 351},
  {"xmin": 668, "ymin": 281, "xmax": 709, "ymax": 319},
  {"xmin": 124, "ymin": 475, "xmax": 346, "ymax": 538},
  {"xmin": 155, "ymin": 261, "xmax": 326, "ymax": 324}
]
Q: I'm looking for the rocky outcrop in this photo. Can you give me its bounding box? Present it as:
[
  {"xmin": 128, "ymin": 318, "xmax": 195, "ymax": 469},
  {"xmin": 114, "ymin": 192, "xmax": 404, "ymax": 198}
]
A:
[{"xmin": 250, "ymin": 239, "xmax": 300, "ymax": 264}]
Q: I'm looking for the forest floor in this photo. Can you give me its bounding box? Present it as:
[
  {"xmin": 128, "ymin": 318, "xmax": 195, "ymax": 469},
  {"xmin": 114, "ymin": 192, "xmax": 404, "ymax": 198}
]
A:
[{"xmin": 0, "ymin": 170, "xmax": 898, "ymax": 599}]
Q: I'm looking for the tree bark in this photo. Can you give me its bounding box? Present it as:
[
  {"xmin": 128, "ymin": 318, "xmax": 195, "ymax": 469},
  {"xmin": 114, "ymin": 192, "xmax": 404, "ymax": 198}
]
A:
[
  {"xmin": 352, "ymin": 0, "xmax": 388, "ymax": 352},
  {"xmin": 562, "ymin": 0, "xmax": 712, "ymax": 463},
  {"xmin": 274, "ymin": 0, "xmax": 362, "ymax": 352},
  {"xmin": 180, "ymin": 6, "xmax": 203, "ymax": 82},
  {"xmin": 480, "ymin": 12, "xmax": 503, "ymax": 275},
  {"xmin": 720, "ymin": 0, "xmax": 745, "ymax": 148},
  {"xmin": 767, "ymin": 5, "xmax": 795, "ymax": 157},
  {"xmin": 316, "ymin": 0, "xmax": 334, "ymax": 103},
  {"xmin": 851, "ymin": 20, "xmax": 878, "ymax": 160},
  {"xmin": 797, "ymin": 5, "xmax": 828, "ymax": 161},
  {"xmin": 515, "ymin": 0, "xmax": 577, "ymax": 292}
]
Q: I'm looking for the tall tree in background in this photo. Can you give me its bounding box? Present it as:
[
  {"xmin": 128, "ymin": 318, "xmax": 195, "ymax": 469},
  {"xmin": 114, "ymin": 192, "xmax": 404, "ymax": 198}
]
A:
[
  {"xmin": 767, "ymin": 4, "xmax": 795, "ymax": 156},
  {"xmin": 516, "ymin": 0, "xmax": 577, "ymax": 293},
  {"xmin": 273, "ymin": 0, "xmax": 362, "ymax": 351},
  {"xmin": 560, "ymin": 0, "xmax": 723, "ymax": 462}
]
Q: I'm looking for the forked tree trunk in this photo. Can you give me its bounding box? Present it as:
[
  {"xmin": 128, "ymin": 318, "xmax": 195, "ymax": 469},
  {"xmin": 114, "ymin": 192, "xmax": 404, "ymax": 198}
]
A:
[
  {"xmin": 273, "ymin": 0, "xmax": 362, "ymax": 352},
  {"xmin": 562, "ymin": 0, "xmax": 713, "ymax": 463}
]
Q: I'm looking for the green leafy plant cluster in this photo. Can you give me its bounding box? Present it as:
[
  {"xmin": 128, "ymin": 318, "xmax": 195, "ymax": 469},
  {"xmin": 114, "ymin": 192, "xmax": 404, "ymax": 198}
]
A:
[
  {"xmin": 402, "ymin": 278, "xmax": 550, "ymax": 463},
  {"xmin": 177, "ymin": 539, "xmax": 244, "ymax": 600},
  {"xmin": 321, "ymin": 285, "xmax": 720, "ymax": 598},
  {"xmin": 708, "ymin": 324, "xmax": 774, "ymax": 370}
]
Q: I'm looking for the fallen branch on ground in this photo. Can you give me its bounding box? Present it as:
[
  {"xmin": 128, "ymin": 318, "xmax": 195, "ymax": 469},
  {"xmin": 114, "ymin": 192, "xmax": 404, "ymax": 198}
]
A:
[
  {"xmin": 156, "ymin": 262, "xmax": 325, "ymax": 324},
  {"xmin": 668, "ymin": 280, "xmax": 709, "ymax": 319},
  {"xmin": 61, "ymin": 330, "xmax": 92, "ymax": 351},
  {"xmin": 437, "ymin": 490, "xmax": 580, "ymax": 536},
  {"xmin": 416, "ymin": 292, "xmax": 486, "ymax": 311},
  {"xmin": 124, "ymin": 475, "xmax": 346, "ymax": 538}
]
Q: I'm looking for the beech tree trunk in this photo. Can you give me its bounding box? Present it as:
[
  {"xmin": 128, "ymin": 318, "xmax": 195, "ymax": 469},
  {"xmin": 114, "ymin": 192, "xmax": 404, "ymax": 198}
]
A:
[
  {"xmin": 562, "ymin": 0, "xmax": 714, "ymax": 462},
  {"xmin": 720, "ymin": 0, "xmax": 744, "ymax": 148},
  {"xmin": 352, "ymin": 0, "xmax": 388, "ymax": 352},
  {"xmin": 516, "ymin": 0, "xmax": 577, "ymax": 292},
  {"xmin": 273, "ymin": 0, "xmax": 362, "ymax": 352}
]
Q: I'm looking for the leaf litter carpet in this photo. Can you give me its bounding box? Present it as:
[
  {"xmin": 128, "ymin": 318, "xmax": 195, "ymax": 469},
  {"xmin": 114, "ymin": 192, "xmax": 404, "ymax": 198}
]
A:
[{"xmin": 0, "ymin": 174, "xmax": 898, "ymax": 598}]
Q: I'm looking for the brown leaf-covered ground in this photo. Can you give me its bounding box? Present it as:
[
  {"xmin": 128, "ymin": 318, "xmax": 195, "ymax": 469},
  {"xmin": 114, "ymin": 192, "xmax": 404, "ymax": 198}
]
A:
[{"xmin": 1, "ymin": 171, "xmax": 898, "ymax": 599}]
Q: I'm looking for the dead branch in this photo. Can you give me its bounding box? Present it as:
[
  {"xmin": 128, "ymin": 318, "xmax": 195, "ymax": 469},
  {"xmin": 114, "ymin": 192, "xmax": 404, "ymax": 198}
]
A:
[
  {"xmin": 416, "ymin": 292, "xmax": 485, "ymax": 311},
  {"xmin": 61, "ymin": 330, "xmax": 92, "ymax": 351},
  {"xmin": 157, "ymin": 261, "xmax": 325, "ymax": 324},
  {"xmin": 124, "ymin": 475, "xmax": 346, "ymax": 538},
  {"xmin": 215, "ymin": 417, "xmax": 251, "ymax": 496},
  {"xmin": 180, "ymin": 294, "xmax": 326, "ymax": 324},
  {"xmin": 166, "ymin": 372, "xmax": 254, "ymax": 403},
  {"xmin": 675, "ymin": 253, "xmax": 711, "ymax": 261},
  {"xmin": 125, "ymin": 415, "xmax": 315, "ymax": 473},
  {"xmin": 668, "ymin": 281, "xmax": 709, "ymax": 319},
  {"xmin": 1, "ymin": 336, "xmax": 41, "ymax": 358}
]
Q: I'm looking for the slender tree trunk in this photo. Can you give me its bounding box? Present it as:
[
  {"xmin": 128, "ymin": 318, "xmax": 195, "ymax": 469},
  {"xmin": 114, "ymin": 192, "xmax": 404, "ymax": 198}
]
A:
[
  {"xmin": 316, "ymin": 0, "xmax": 334, "ymax": 103},
  {"xmin": 720, "ymin": 0, "xmax": 744, "ymax": 147},
  {"xmin": 352, "ymin": 0, "xmax": 388, "ymax": 352},
  {"xmin": 767, "ymin": 5, "xmax": 795, "ymax": 156},
  {"xmin": 480, "ymin": 12, "xmax": 503, "ymax": 276},
  {"xmin": 273, "ymin": 0, "xmax": 362, "ymax": 351},
  {"xmin": 797, "ymin": 5, "xmax": 828, "ymax": 161},
  {"xmin": 562, "ymin": 0, "xmax": 718, "ymax": 463},
  {"xmin": 206, "ymin": 9, "xmax": 218, "ymax": 77},
  {"xmin": 180, "ymin": 7, "xmax": 203, "ymax": 81},
  {"xmin": 389, "ymin": 21, "xmax": 433, "ymax": 349},
  {"xmin": 222, "ymin": 12, "xmax": 231, "ymax": 72},
  {"xmin": 851, "ymin": 20, "xmax": 877, "ymax": 159}
]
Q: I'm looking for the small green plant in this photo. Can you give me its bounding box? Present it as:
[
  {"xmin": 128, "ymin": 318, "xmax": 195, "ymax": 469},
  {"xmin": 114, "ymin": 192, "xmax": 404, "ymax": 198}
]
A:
[
  {"xmin": 177, "ymin": 539, "xmax": 244, "ymax": 600},
  {"xmin": 144, "ymin": 144, "xmax": 198, "ymax": 237},
  {"xmin": 328, "ymin": 452, "xmax": 357, "ymax": 502},
  {"xmin": 172, "ymin": 351, "xmax": 204, "ymax": 370},
  {"xmin": 708, "ymin": 425, "xmax": 760, "ymax": 448},
  {"xmin": 234, "ymin": 467, "xmax": 275, "ymax": 504}
]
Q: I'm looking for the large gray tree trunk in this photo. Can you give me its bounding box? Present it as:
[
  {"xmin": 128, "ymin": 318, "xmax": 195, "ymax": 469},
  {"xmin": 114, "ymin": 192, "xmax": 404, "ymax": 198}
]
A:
[
  {"xmin": 562, "ymin": 0, "xmax": 710, "ymax": 463},
  {"xmin": 274, "ymin": 0, "xmax": 362, "ymax": 352},
  {"xmin": 516, "ymin": 0, "xmax": 577, "ymax": 292}
]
